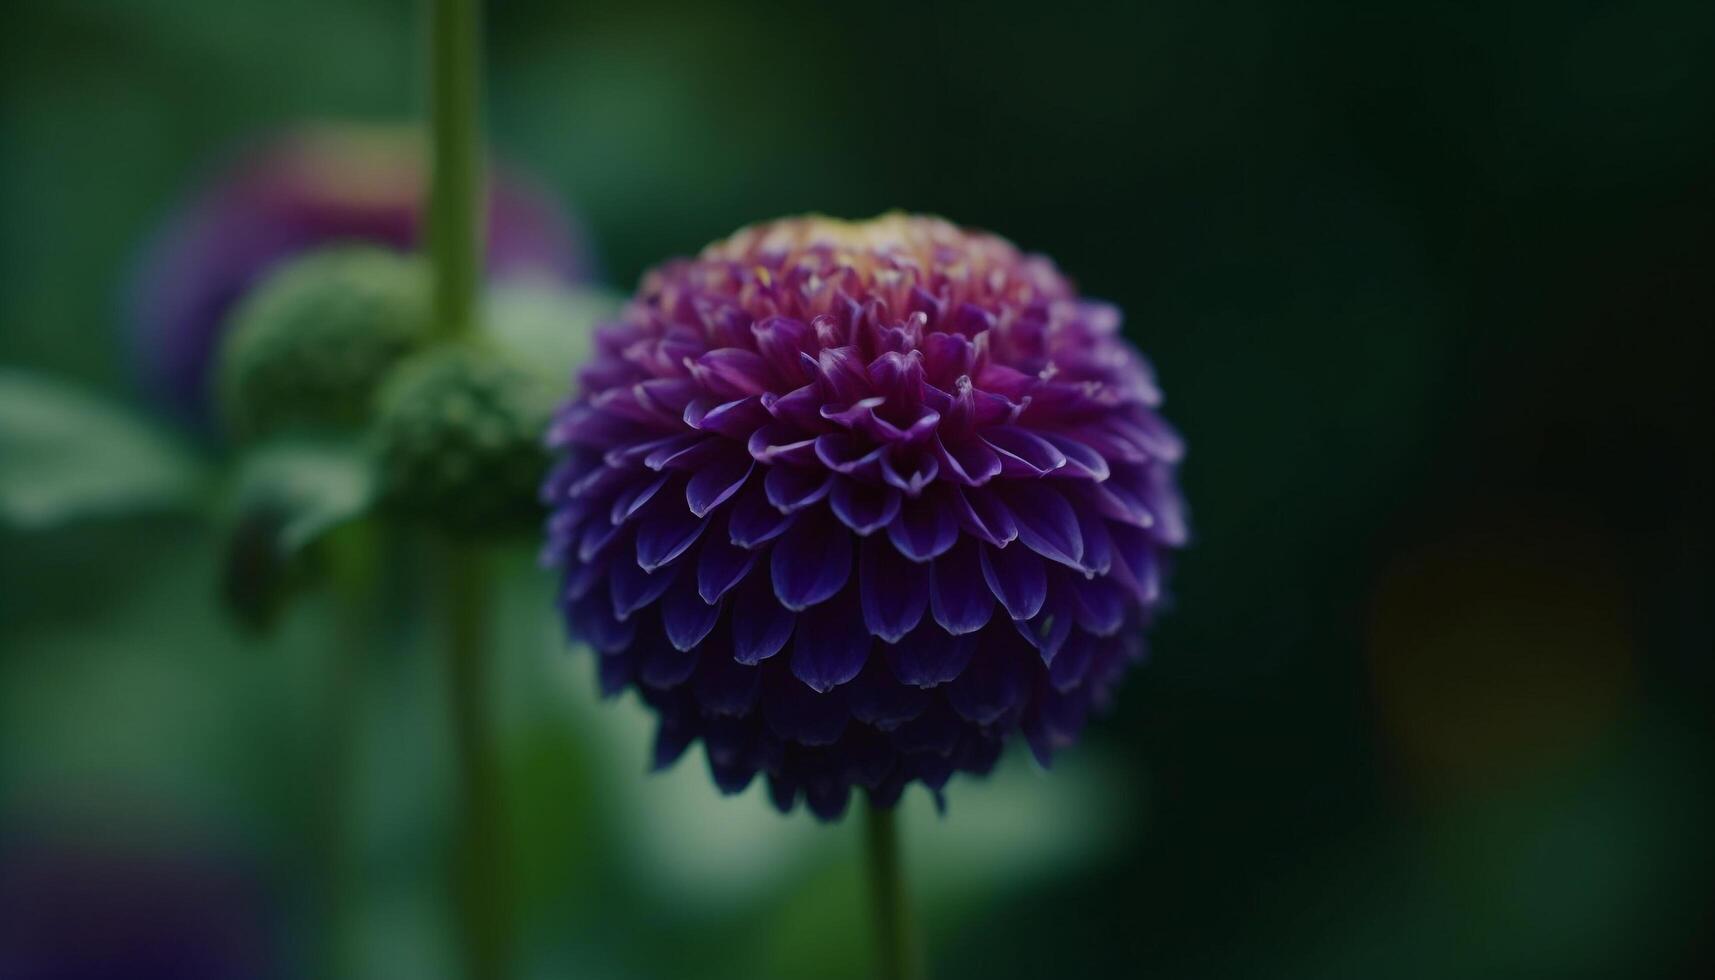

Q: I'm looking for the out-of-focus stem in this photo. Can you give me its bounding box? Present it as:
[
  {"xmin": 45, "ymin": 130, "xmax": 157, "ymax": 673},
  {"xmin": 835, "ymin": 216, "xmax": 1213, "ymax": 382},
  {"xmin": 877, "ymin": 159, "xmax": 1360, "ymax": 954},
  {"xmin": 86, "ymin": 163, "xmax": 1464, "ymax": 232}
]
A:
[
  {"xmin": 865, "ymin": 802, "xmax": 926, "ymax": 980},
  {"xmin": 318, "ymin": 522, "xmax": 377, "ymax": 979},
  {"xmin": 427, "ymin": 0, "xmax": 483, "ymax": 341},
  {"xmin": 441, "ymin": 542, "xmax": 511, "ymax": 980}
]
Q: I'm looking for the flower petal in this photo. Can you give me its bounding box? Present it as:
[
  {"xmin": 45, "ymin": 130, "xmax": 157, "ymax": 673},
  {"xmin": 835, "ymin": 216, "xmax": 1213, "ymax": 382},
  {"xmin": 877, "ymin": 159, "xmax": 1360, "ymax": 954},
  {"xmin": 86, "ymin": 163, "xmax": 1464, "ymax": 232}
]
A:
[
  {"xmin": 770, "ymin": 511, "xmax": 852, "ymax": 611},
  {"xmin": 685, "ymin": 454, "xmax": 754, "ymax": 518},
  {"xmin": 790, "ymin": 587, "xmax": 871, "ymax": 692},
  {"xmin": 859, "ymin": 535, "xmax": 929, "ymax": 643},
  {"xmin": 979, "ymin": 542, "xmax": 1047, "ymax": 620},
  {"xmin": 929, "ymin": 539, "xmax": 994, "ymax": 635},
  {"xmin": 731, "ymin": 577, "xmax": 794, "ymax": 664}
]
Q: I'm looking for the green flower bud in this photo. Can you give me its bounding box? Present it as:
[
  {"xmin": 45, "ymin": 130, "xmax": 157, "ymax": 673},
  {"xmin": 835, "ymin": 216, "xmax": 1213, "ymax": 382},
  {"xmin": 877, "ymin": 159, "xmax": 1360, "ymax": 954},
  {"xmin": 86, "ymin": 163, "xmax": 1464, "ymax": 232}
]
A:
[
  {"xmin": 217, "ymin": 247, "xmax": 430, "ymax": 440},
  {"xmin": 374, "ymin": 342, "xmax": 557, "ymax": 535}
]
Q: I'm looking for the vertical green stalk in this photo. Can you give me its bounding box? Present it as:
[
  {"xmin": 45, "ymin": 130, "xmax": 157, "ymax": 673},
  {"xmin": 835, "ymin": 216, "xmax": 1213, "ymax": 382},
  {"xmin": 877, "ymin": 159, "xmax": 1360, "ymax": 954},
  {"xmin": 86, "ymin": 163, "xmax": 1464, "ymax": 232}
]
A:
[
  {"xmin": 428, "ymin": 0, "xmax": 483, "ymax": 342},
  {"xmin": 442, "ymin": 543, "xmax": 510, "ymax": 980},
  {"xmin": 426, "ymin": 2, "xmax": 504, "ymax": 977},
  {"xmin": 319, "ymin": 522, "xmax": 377, "ymax": 980},
  {"xmin": 865, "ymin": 802, "xmax": 926, "ymax": 980}
]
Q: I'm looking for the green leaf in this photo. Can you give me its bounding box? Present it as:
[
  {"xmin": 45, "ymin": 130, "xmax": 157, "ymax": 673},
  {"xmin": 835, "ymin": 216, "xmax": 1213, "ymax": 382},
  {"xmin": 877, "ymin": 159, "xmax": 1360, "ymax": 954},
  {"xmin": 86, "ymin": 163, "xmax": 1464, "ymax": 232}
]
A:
[
  {"xmin": 0, "ymin": 369, "xmax": 208, "ymax": 529},
  {"xmin": 221, "ymin": 439, "xmax": 379, "ymax": 630}
]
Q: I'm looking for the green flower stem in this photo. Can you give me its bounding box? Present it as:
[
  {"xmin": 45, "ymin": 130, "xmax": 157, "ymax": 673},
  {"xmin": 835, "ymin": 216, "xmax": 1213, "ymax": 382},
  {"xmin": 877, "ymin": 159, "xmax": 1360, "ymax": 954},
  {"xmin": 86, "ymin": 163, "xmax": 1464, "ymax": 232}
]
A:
[
  {"xmin": 441, "ymin": 542, "xmax": 512, "ymax": 980},
  {"xmin": 318, "ymin": 523, "xmax": 378, "ymax": 979},
  {"xmin": 426, "ymin": 2, "xmax": 506, "ymax": 976},
  {"xmin": 427, "ymin": 0, "xmax": 483, "ymax": 342},
  {"xmin": 865, "ymin": 802, "xmax": 926, "ymax": 980}
]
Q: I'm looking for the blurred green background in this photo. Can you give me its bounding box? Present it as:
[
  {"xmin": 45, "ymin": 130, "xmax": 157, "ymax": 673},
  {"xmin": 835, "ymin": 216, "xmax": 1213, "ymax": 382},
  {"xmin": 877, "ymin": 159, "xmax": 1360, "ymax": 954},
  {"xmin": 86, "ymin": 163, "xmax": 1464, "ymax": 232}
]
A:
[{"xmin": 3, "ymin": 1, "xmax": 1712, "ymax": 977}]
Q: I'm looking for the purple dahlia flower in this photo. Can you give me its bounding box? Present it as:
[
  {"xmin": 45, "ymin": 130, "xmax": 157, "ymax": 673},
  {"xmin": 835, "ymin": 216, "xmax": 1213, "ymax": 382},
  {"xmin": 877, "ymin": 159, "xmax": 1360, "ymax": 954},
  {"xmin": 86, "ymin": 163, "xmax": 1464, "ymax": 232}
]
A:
[
  {"xmin": 129, "ymin": 122, "xmax": 589, "ymax": 418},
  {"xmin": 543, "ymin": 214, "xmax": 1186, "ymax": 819}
]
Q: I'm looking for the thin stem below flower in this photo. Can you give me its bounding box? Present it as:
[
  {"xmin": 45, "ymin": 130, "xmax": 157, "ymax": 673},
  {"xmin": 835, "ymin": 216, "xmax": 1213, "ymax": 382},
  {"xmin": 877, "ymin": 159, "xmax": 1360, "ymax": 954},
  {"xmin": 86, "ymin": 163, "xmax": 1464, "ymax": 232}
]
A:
[
  {"xmin": 442, "ymin": 542, "xmax": 511, "ymax": 980},
  {"xmin": 865, "ymin": 801, "xmax": 926, "ymax": 980}
]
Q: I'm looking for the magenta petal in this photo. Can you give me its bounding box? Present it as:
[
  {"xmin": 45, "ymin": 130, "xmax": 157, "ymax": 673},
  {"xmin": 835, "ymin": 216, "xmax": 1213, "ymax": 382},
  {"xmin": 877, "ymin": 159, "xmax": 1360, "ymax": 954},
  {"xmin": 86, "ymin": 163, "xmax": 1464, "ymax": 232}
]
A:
[
  {"xmin": 790, "ymin": 588, "xmax": 870, "ymax": 693},
  {"xmin": 686, "ymin": 454, "xmax": 754, "ymax": 518},
  {"xmin": 979, "ymin": 542, "xmax": 1047, "ymax": 620},
  {"xmin": 661, "ymin": 576, "xmax": 722, "ymax": 651},
  {"xmin": 859, "ymin": 536, "xmax": 929, "ymax": 643},
  {"xmin": 929, "ymin": 539, "xmax": 994, "ymax": 635},
  {"xmin": 770, "ymin": 511, "xmax": 852, "ymax": 610}
]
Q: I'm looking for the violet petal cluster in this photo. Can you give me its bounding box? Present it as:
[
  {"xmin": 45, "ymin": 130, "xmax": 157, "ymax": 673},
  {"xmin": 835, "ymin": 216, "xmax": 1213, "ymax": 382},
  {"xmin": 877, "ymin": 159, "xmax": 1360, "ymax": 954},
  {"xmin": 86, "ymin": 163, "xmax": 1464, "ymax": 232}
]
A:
[
  {"xmin": 129, "ymin": 123, "xmax": 587, "ymax": 418},
  {"xmin": 543, "ymin": 215, "xmax": 1186, "ymax": 819}
]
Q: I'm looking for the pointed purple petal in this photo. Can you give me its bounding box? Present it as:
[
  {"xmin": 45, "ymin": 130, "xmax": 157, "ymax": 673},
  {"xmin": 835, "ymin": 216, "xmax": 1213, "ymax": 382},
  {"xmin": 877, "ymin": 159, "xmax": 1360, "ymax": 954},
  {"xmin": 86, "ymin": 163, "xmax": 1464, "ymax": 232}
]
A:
[
  {"xmin": 886, "ymin": 490, "xmax": 959, "ymax": 562},
  {"xmin": 946, "ymin": 638, "xmax": 1028, "ymax": 725},
  {"xmin": 661, "ymin": 576, "xmax": 722, "ymax": 651},
  {"xmin": 790, "ymin": 587, "xmax": 871, "ymax": 693},
  {"xmin": 731, "ymin": 577, "xmax": 794, "ymax": 664},
  {"xmin": 609, "ymin": 472, "xmax": 670, "ymax": 525},
  {"xmin": 996, "ymin": 482, "xmax": 1084, "ymax": 569},
  {"xmin": 693, "ymin": 654, "xmax": 761, "ymax": 717},
  {"xmin": 929, "ymin": 539, "xmax": 994, "ymax": 635},
  {"xmin": 982, "ymin": 425, "xmax": 1068, "ymax": 477},
  {"xmin": 635, "ymin": 506, "xmax": 709, "ymax": 572},
  {"xmin": 609, "ymin": 558, "xmax": 677, "ymax": 620},
  {"xmin": 830, "ymin": 478, "xmax": 902, "ymax": 536},
  {"xmin": 979, "ymin": 542, "xmax": 1047, "ymax": 620},
  {"xmin": 728, "ymin": 479, "xmax": 796, "ymax": 548},
  {"xmin": 950, "ymin": 485, "xmax": 1017, "ymax": 547},
  {"xmin": 764, "ymin": 465, "xmax": 834, "ymax": 513},
  {"xmin": 770, "ymin": 511, "xmax": 852, "ymax": 611},
  {"xmin": 859, "ymin": 536, "xmax": 929, "ymax": 643},
  {"xmin": 883, "ymin": 621, "xmax": 975, "ymax": 688},
  {"xmin": 762, "ymin": 665, "xmax": 849, "ymax": 745},
  {"xmin": 697, "ymin": 533, "xmax": 760, "ymax": 604},
  {"xmin": 845, "ymin": 657, "xmax": 930, "ymax": 730},
  {"xmin": 685, "ymin": 454, "xmax": 754, "ymax": 518}
]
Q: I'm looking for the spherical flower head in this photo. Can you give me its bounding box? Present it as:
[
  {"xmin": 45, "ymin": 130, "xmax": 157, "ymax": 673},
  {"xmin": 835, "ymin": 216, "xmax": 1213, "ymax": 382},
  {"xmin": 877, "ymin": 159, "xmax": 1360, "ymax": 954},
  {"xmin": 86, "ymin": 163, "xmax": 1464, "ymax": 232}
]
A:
[
  {"xmin": 129, "ymin": 122, "xmax": 590, "ymax": 421},
  {"xmin": 543, "ymin": 214, "xmax": 1188, "ymax": 819},
  {"xmin": 376, "ymin": 342, "xmax": 559, "ymax": 536},
  {"xmin": 216, "ymin": 246, "xmax": 430, "ymax": 441}
]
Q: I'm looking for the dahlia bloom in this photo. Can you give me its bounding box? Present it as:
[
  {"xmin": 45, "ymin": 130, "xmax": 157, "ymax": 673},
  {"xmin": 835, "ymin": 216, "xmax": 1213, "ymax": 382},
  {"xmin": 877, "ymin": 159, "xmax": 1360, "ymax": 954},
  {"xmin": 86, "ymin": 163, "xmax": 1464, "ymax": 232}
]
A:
[
  {"xmin": 543, "ymin": 215, "xmax": 1186, "ymax": 819},
  {"xmin": 129, "ymin": 122, "xmax": 588, "ymax": 418}
]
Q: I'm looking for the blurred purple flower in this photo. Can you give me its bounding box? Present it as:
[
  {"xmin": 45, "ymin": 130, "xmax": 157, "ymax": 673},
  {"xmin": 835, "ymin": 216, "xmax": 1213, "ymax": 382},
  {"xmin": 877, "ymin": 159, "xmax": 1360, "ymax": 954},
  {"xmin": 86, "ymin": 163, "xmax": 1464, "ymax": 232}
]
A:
[
  {"xmin": 543, "ymin": 214, "xmax": 1186, "ymax": 819},
  {"xmin": 129, "ymin": 123, "xmax": 590, "ymax": 419},
  {"xmin": 0, "ymin": 831, "xmax": 279, "ymax": 979}
]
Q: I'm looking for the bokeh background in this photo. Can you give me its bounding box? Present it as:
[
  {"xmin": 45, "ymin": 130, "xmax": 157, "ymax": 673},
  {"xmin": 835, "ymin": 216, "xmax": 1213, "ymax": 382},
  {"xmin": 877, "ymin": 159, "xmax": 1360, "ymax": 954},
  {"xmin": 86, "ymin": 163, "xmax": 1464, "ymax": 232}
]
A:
[{"xmin": 3, "ymin": 1, "xmax": 1712, "ymax": 977}]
